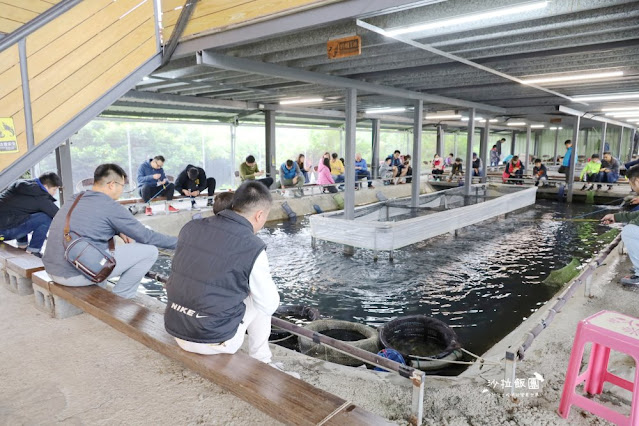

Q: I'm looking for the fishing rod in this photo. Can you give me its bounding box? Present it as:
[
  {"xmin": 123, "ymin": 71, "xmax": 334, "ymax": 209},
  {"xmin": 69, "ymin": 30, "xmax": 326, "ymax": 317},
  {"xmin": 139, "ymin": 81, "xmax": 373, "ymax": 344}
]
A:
[
  {"xmin": 147, "ymin": 184, "xmax": 168, "ymax": 204},
  {"xmin": 570, "ymin": 197, "xmax": 626, "ymax": 220}
]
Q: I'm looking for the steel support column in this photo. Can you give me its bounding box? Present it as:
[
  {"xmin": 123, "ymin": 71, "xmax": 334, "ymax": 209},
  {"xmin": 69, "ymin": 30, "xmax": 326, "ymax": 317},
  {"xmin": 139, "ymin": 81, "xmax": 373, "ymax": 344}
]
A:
[
  {"xmin": 230, "ymin": 123, "xmax": 237, "ymax": 186},
  {"xmin": 126, "ymin": 126, "xmax": 133, "ymax": 188},
  {"xmin": 534, "ymin": 131, "xmax": 540, "ymax": 157},
  {"xmin": 411, "ymin": 101, "xmax": 423, "ymax": 208},
  {"xmin": 371, "ymin": 119, "xmax": 380, "ymax": 179},
  {"xmin": 583, "ymin": 129, "xmax": 589, "ymax": 158},
  {"xmin": 436, "ymin": 125, "xmax": 445, "ymax": 157},
  {"xmin": 510, "ymin": 131, "xmax": 516, "ymax": 157},
  {"xmin": 525, "ymin": 125, "xmax": 531, "ymax": 174},
  {"xmin": 553, "ymin": 128, "xmax": 560, "ymax": 164},
  {"xmin": 631, "ymin": 129, "xmax": 638, "ymax": 159},
  {"xmin": 265, "ymin": 110, "xmax": 276, "ymax": 180},
  {"xmin": 344, "ymin": 88, "xmax": 356, "ymax": 221},
  {"xmin": 618, "ymin": 127, "xmax": 625, "ymax": 160},
  {"xmin": 55, "ymin": 140, "xmax": 73, "ymax": 205},
  {"xmin": 464, "ymin": 109, "xmax": 475, "ymax": 195},
  {"xmin": 480, "ymin": 121, "xmax": 490, "ymax": 183},
  {"xmin": 567, "ymin": 116, "xmax": 581, "ymax": 203},
  {"xmin": 599, "ymin": 122, "xmax": 607, "ymax": 159}
]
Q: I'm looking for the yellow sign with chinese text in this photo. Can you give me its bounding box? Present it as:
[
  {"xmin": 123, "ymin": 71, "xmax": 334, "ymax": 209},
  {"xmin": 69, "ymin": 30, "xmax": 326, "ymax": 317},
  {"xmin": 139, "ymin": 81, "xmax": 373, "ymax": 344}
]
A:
[{"xmin": 0, "ymin": 117, "xmax": 18, "ymax": 154}]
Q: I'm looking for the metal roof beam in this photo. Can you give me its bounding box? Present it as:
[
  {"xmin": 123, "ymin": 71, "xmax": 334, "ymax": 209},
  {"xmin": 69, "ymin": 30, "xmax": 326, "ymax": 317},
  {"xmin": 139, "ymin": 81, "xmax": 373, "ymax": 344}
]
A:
[
  {"xmin": 172, "ymin": 0, "xmax": 445, "ymax": 57},
  {"xmin": 198, "ymin": 51, "xmax": 506, "ymax": 113},
  {"xmin": 558, "ymin": 106, "xmax": 638, "ymax": 129}
]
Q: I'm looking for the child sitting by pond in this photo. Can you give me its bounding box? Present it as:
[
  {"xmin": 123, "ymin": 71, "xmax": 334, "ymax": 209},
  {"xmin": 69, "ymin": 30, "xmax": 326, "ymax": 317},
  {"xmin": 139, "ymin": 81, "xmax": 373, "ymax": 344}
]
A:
[
  {"xmin": 379, "ymin": 157, "xmax": 394, "ymax": 185},
  {"xmin": 580, "ymin": 154, "xmax": 601, "ymax": 191},
  {"xmin": 532, "ymin": 158, "xmax": 548, "ymax": 187},
  {"xmin": 448, "ymin": 158, "xmax": 463, "ymax": 182}
]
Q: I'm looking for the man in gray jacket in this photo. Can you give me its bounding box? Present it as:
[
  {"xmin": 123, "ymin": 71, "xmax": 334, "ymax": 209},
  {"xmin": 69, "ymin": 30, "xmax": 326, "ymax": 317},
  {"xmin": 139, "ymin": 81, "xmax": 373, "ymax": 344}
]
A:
[{"xmin": 43, "ymin": 164, "xmax": 177, "ymax": 299}]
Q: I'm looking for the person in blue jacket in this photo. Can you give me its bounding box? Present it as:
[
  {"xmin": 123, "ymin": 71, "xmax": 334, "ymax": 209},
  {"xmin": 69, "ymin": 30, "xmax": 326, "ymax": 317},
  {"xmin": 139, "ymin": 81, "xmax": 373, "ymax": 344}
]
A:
[
  {"xmin": 279, "ymin": 160, "xmax": 304, "ymax": 197},
  {"xmin": 561, "ymin": 140, "xmax": 575, "ymax": 184},
  {"xmin": 137, "ymin": 155, "xmax": 178, "ymax": 215},
  {"xmin": 355, "ymin": 153, "xmax": 374, "ymax": 189}
]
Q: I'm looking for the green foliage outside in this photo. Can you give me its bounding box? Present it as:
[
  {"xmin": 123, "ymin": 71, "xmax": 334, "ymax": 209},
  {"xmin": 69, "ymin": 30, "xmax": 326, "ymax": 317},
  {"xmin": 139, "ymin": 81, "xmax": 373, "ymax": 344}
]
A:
[{"xmin": 34, "ymin": 119, "xmax": 494, "ymax": 193}]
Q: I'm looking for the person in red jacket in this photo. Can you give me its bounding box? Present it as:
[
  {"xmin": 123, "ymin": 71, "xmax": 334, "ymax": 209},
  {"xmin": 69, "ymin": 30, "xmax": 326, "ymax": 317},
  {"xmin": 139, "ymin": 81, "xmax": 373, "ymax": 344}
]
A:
[{"xmin": 502, "ymin": 156, "xmax": 524, "ymax": 184}]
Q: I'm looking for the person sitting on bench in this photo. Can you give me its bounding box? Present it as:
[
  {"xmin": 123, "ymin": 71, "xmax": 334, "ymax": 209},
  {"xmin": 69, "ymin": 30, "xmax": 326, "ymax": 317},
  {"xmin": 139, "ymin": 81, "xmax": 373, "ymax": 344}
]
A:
[
  {"xmin": 175, "ymin": 164, "xmax": 216, "ymax": 210},
  {"xmin": 597, "ymin": 151, "xmax": 620, "ymax": 191},
  {"xmin": 580, "ymin": 154, "xmax": 601, "ymax": 191},
  {"xmin": 213, "ymin": 191, "xmax": 234, "ymax": 214},
  {"xmin": 379, "ymin": 156, "xmax": 394, "ymax": 185},
  {"xmin": 317, "ymin": 157, "xmax": 338, "ymax": 193},
  {"xmin": 43, "ymin": 164, "xmax": 177, "ymax": 299},
  {"xmin": 239, "ymin": 155, "xmax": 273, "ymax": 189},
  {"xmin": 354, "ymin": 153, "xmax": 374, "ymax": 189},
  {"xmin": 279, "ymin": 160, "xmax": 304, "ymax": 197},
  {"xmin": 164, "ymin": 181, "xmax": 285, "ymax": 371},
  {"xmin": 137, "ymin": 155, "xmax": 178, "ymax": 216},
  {"xmin": 532, "ymin": 158, "xmax": 549, "ymax": 187},
  {"xmin": 502, "ymin": 155, "xmax": 524, "ymax": 184},
  {"xmin": 602, "ymin": 166, "xmax": 639, "ymax": 285},
  {"xmin": 0, "ymin": 172, "xmax": 61, "ymax": 257}
]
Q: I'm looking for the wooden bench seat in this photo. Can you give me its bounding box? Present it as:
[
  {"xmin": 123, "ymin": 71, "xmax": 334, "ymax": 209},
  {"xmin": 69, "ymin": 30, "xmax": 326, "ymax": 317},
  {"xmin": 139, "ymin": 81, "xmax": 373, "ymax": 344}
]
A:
[
  {"xmin": 30, "ymin": 278, "xmax": 391, "ymax": 425},
  {"xmin": 4, "ymin": 251, "xmax": 44, "ymax": 295}
]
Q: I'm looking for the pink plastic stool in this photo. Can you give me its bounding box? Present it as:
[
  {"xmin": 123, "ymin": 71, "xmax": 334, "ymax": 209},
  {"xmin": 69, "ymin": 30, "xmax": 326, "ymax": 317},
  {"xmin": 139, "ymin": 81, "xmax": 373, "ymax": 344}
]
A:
[{"xmin": 559, "ymin": 310, "xmax": 639, "ymax": 425}]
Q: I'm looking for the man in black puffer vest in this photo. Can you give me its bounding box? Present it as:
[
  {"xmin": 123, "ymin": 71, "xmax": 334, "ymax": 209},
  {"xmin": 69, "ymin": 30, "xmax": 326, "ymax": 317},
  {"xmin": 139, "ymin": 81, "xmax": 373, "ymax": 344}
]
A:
[{"xmin": 164, "ymin": 181, "xmax": 280, "ymax": 364}]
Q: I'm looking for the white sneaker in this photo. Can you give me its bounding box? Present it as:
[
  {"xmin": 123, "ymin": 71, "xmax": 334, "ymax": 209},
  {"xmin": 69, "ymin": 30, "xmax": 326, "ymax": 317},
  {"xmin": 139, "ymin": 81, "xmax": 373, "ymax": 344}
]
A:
[{"xmin": 268, "ymin": 362, "xmax": 301, "ymax": 379}]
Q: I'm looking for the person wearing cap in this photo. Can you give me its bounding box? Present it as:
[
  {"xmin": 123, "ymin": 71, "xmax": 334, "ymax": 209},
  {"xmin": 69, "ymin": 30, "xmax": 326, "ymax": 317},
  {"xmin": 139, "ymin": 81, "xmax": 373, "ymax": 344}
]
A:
[{"xmin": 472, "ymin": 152, "xmax": 483, "ymax": 177}]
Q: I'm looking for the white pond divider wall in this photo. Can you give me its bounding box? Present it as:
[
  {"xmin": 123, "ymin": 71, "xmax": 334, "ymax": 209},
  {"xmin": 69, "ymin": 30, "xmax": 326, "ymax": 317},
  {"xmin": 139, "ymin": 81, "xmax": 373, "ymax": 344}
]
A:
[{"xmin": 309, "ymin": 184, "xmax": 537, "ymax": 251}]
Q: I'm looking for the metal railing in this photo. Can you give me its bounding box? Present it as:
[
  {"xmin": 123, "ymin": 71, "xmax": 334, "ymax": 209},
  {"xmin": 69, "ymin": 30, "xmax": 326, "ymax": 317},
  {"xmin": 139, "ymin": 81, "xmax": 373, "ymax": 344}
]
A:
[{"xmin": 503, "ymin": 233, "xmax": 622, "ymax": 396}]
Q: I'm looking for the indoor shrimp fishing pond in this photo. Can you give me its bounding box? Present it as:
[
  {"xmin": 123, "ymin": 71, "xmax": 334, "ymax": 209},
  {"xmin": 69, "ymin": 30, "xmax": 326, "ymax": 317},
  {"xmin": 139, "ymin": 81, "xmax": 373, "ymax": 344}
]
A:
[{"xmin": 144, "ymin": 199, "xmax": 619, "ymax": 375}]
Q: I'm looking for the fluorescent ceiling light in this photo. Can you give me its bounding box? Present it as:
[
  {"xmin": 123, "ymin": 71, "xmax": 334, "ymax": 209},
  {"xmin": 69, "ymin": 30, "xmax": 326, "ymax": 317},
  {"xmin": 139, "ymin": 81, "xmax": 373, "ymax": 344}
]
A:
[
  {"xmin": 425, "ymin": 114, "xmax": 462, "ymax": 119},
  {"xmin": 550, "ymin": 126, "xmax": 564, "ymax": 130},
  {"xmin": 386, "ymin": 1, "xmax": 548, "ymax": 36},
  {"xmin": 530, "ymin": 124, "xmax": 545, "ymax": 128},
  {"xmin": 573, "ymin": 92, "xmax": 639, "ymax": 102},
  {"xmin": 279, "ymin": 98, "xmax": 323, "ymax": 105},
  {"xmin": 606, "ymin": 111, "xmax": 639, "ymax": 117},
  {"xmin": 489, "ymin": 119, "xmax": 499, "ymax": 123},
  {"xmin": 461, "ymin": 116, "xmax": 484, "ymax": 121},
  {"xmin": 601, "ymin": 106, "xmax": 639, "ymax": 112},
  {"xmin": 507, "ymin": 122, "xmax": 527, "ymax": 126},
  {"xmin": 365, "ymin": 107, "xmax": 407, "ymax": 114},
  {"xmin": 521, "ymin": 71, "xmax": 623, "ymax": 85}
]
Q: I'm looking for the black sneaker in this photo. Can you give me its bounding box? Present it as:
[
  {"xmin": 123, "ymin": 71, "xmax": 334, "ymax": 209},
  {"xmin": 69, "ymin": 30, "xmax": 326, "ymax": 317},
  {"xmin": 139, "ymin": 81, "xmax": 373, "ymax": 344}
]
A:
[
  {"xmin": 206, "ymin": 199, "xmax": 213, "ymax": 207},
  {"xmin": 29, "ymin": 251, "xmax": 42, "ymax": 258},
  {"xmin": 597, "ymin": 185, "xmax": 602, "ymax": 190},
  {"xmin": 621, "ymin": 275, "xmax": 639, "ymax": 285},
  {"xmin": 608, "ymin": 185, "xmax": 613, "ymax": 191},
  {"xmin": 580, "ymin": 184, "xmax": 587, "ymax": 190}
]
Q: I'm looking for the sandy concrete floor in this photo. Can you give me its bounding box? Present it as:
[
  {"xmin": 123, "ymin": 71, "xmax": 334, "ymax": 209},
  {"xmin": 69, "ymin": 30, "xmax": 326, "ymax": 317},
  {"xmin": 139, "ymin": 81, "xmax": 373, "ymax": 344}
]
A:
[{"xmin": 1, "ymin": 240, "xmax": 637, "ymax": 425}]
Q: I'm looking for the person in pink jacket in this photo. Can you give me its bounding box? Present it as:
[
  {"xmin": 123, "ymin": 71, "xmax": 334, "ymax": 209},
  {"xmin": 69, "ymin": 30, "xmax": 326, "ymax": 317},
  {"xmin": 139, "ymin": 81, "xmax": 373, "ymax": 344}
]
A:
[{"xmin": 317, "ymin": 157, "xmax": 337, "ymax": 193}]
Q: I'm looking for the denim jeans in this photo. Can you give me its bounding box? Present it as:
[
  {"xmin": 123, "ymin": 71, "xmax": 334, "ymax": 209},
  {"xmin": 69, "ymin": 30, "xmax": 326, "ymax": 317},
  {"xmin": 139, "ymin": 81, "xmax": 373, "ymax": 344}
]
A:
[
  {"xmin": 356, "ymin": 170, "xmax": 373, "ymax": 187},
  {"xmin": 0, "ymin": 212, "xmax": 52, "ymax": 252},
  {"xmin": 597, "ymin": 171, "xmax": 619, "ymax": 184}
]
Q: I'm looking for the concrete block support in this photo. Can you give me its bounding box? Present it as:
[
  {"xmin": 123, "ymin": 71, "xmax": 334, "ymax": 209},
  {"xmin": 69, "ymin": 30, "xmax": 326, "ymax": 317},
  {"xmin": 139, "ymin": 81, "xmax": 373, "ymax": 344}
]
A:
[
  {"xmin": 5, "ymin": 269, "xmax": 34, "ymax": 295},
  {"xmin": 31, "ymin": 277, "xmax": 84, "ymax": 319}
]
